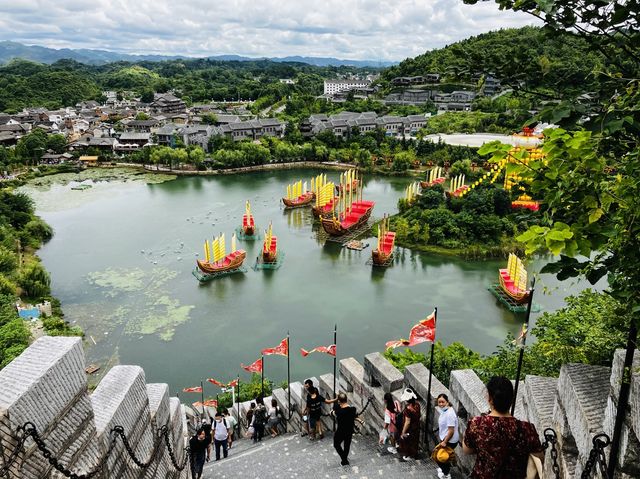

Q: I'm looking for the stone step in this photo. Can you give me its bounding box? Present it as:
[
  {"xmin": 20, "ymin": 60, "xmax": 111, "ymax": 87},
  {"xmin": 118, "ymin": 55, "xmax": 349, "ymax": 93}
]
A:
[
  {"xmin": 203, "ymin": 432, "xmax": 463, "ymax": 478},
  {"xmin": 555, "ymin": 362, "xmax": 610, "ymax": 476}
]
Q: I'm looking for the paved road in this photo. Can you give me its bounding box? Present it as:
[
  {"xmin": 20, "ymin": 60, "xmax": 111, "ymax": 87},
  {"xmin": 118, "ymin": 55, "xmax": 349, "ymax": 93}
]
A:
[
  {"xmin": 203, "ymin": 432, "xmax": 464, "ymax": 478},
  {"xmin": 423, "ymin": 133, "xmax": 541, "ymax": 148}
]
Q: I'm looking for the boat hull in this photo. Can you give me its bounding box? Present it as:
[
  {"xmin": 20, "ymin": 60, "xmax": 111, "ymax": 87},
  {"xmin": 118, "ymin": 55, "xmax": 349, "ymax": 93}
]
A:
[
  {"xmin": 243, "ymin": 225, "xmax": 256, "ymax": 236},
  {"xmin": 320, "ymin": 205, "xmax": 373, "ymax": 236},
  {"xmin": 498, "ymin": 271, "xmax": 529, "ymax": 303},
  {"xmin": 197, "ymin": 250, "xmax": 246, "ymax": 274},
  {"xmin": 372, "ymin": 249, "xmax": 392, "ymax": 265},
  {"xmin": 282, "ymin": 192, "xmax": 315, "ymax": 208}
]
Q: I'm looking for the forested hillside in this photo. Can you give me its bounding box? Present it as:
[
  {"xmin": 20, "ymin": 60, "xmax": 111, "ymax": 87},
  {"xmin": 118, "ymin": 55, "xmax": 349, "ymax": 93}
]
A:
[
  {"xmin": 0, "ymin": 57, "xmax": 369, "ymax": 112},
  {"xmin": 382, "ymin": 26, "xmax": 604, "ymax": 98}
]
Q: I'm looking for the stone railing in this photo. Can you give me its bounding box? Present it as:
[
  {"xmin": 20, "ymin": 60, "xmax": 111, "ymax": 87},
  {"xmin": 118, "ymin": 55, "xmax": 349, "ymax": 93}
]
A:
[{"xmin": 0, "ymin": 337, "xmax": 189, "ymax": 479}]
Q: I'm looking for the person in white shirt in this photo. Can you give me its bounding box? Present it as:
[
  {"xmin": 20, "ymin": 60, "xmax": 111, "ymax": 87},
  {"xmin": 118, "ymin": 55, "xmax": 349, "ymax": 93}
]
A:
[
  {"xmin": 436, "ymin": 393, "xmax": 459, "ymax": 479},
  {"xmin": 212, "ymin": 411, "xmax": 231, "ymax": 460},
  {"xmin": 223, "ymin": 409, "xmax": 238, "ymax": 448}
]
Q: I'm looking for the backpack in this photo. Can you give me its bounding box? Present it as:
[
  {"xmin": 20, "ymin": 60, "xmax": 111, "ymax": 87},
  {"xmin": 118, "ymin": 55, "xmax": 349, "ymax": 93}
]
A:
[
  {"xmin": 254, "ymin": 406, "xmax": 267, "ymax": 426},
  {"xmin": 213, "ymin": 418, "xmax": 228, "ymax": 439}
]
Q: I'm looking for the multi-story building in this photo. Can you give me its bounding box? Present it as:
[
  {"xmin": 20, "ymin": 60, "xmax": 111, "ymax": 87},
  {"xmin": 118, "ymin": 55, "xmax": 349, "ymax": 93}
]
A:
[{"xmin": 323, "ymin": 79, "xmax": 372, "ymax": 95}]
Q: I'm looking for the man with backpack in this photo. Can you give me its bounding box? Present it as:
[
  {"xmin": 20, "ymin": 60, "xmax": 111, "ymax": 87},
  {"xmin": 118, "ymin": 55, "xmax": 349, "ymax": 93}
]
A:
[
  {"xmin": 212, "ymin": 411, "xmax": 231, "ymax": 460},
  {"xmin": 252, "ymin": 396, "xmax": 268, "ymax": 443}
]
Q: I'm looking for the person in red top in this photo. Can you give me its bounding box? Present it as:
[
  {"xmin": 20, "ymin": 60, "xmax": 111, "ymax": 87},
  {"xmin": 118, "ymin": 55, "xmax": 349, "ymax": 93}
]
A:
[{"xmin": 463, "ymin": 376, "xmax": 544, "ymax": 479}]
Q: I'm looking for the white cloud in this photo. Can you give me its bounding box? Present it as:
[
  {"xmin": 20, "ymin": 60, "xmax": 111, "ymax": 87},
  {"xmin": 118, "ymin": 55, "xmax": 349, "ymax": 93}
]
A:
[{"xmin": 0, "ymin": 0, "xmax": 540, "ymax": 61}]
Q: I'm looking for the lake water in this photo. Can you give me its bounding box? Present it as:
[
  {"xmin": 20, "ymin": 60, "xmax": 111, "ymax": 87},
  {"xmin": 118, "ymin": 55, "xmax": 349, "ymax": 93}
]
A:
[{"xmin": 22, "ymin": 168, "xmax": 592, "ymax": 397}]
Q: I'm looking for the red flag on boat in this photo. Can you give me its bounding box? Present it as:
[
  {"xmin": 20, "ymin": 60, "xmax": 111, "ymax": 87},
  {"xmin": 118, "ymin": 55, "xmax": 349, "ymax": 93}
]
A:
[
  {"xmin": 183, "ymin": 386, "xmax": 203, "ymax": 393},
  {"xmin": 207, "ymin": 378, "xmax": 226, "ymax": 387},
  {"xmin": 300, "ymin": 344, "xmax": 336, "ymax": 357},
  {"xmin": 261, "ymin": 338, "xmax": 288, "ymax": 357},
  {"xmin": 386, "ymin": 311, "xmax": 436, "ymax": 350},
  {"xmin": 241, "ymin": 358, "xmax": 263, "ymax": 373},
  {"xmin": 227, "ymin": 379, "xmax": 239, "ymax": 388}
]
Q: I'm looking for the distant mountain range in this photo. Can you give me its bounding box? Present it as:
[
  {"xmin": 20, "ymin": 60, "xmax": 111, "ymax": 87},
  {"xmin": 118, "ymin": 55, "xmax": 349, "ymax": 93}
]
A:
[{"xmin": 0, "ymin": 41, "xmax": 396, "ymax": 68}]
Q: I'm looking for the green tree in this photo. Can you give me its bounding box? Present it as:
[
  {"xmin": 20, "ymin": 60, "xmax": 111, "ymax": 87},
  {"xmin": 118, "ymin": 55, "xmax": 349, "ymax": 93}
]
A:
[
  {"xmin": 15, "ymin": 129, "xmax": 47, "ymax": 165},
  {"xmin": 18, "ymin": 261, "xmax": 50, "ymax": 299},
  {"xmin": 135, "ymin": 112, "xmax": 151, "ymax": 120},
  {"xmin": 46, "ymin": 134, "xmax": 67, "ymax": 154}
]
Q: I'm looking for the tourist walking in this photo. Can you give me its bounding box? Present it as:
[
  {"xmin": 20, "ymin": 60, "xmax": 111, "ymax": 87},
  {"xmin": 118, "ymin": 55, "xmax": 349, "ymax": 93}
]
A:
[
  {"xmin": 223, "ymin": 409, "xmax": 238, "ymax": 448},
  {"xmin": 301, "ymin": 379, "xmax": 314, "ymax": 437},
  {"xmin": 398, "ymin": 388, "xmax": 421, "ymax": 460},
  {"xmin": 463, "ymin": 376, "xmax": 544, "ymax": 478},
  {"xmin": 252, "ymin": 396, "xmax": 268, "ymax": 442},
  {"xmin": 246, "ymin": 402, "xmax": 255, "ymax": 438},
  {"xmin": 305, "ymin": 386, "xmax": 326, "ymax": 439},
  {"xmin": 381, "ymin": 392, "xmax": 402, "ymax": 454},
  {"xmin": 189, "ymin": 429, "xmax": 210, "ymax": 479},
  {"xmin": 435, "ymin": 393, "xmax": 459, "ymax": 479},
  {"xmin": 267, "ymin": 398, "xmax": 282, "ymax": 437},
  {"xmin": 212, "ymin": 411, "xmax": 231, "ymax": 460},
  {"xmin": 332, "ymin": 392, "xmax": 357, "ymax": 466}
]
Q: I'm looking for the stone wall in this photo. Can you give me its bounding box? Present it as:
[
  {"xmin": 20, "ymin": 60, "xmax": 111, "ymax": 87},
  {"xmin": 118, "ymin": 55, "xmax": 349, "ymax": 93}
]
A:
[
  {"xmin": 261, "ymin": 349, "xmax": 639, "ymax": 478},
  {"xmin": 0, "ymin": 337, "xmax": 189, "ymax": 479},
  {"xmin": 1, "ymin": 337, "xmax": 637, "ymax": 478}
]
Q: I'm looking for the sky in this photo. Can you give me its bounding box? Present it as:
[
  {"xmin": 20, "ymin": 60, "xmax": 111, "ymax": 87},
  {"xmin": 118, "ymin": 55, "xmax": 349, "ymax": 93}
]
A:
[{"xmin": 0, "ymin": 0, "xmax": 539, "ymax": 61}]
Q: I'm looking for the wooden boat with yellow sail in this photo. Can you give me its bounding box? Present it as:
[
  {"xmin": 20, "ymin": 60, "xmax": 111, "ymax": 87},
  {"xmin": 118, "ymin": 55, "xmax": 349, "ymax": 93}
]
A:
[
  {"xmin": 242, "ymin": 200, "xmax": 256, "ymax": 236},
  {"xmin": 372, "ymin": 215, "xmax": 395, "ymax": 266},
  {"xmin": 196, "ymin": 233, "xmax": 246, "ymax": 274},
  {"xmin": 282, "ymin": 179, "xmax": 315, "ymax": 208},
  {"xmin": 262, "ymin": 222, "xmax": 278, "ymax": 263},
  {"xmin": 420, "ymin": 166, "xmax": 445, "ymax": 189},
  {"xmin": 321, "ymin": 170, "xmax": 375, "ymax": 236},
  {"xmin": 336, "ymin": 168, "xmax": 359, "ymax": 194},
  {"xmin": 498, "ymin": 253, "xmax": 530, "ymax": 303},
  {"xmin": 311, "ymin": 174, "xmax": 337, "ymax": 218}
]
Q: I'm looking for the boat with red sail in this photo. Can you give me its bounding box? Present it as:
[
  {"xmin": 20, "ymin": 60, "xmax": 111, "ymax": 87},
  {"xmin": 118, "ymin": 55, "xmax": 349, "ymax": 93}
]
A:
[{"xmin": 420, "ymin": 166, "xmax": 446, "ymax": 189}]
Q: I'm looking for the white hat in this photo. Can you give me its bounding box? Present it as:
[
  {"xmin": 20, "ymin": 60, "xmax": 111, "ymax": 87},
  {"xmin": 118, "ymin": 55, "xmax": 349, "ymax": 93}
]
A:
[{"xmin": 400, "ymin": 388, "xmax": 417, "ymax": 401}]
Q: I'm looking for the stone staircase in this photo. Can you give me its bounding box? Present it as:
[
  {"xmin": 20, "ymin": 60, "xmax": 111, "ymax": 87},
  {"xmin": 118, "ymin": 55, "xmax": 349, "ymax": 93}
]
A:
[{"xmin": 202, "ymin": 432, "xmax": 465, "ymax": 478}]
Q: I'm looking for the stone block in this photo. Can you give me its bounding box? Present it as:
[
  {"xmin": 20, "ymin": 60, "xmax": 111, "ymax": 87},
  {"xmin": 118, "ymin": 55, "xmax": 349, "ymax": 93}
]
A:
[
  {"xmin": 91, "ymin": 365, "xmax": 154, "ymax": 479},
  {"xmin": 318, "ymin": 373, "xmax": 335, "ymax": 399},
  {"xmin": 363, "ymin": 352, "xmax": 404, "ymax": 392},
  {"xmin": 0, "ymin": 337, "xmax": 102, "ymax": 478},
  {"xmin": 449, "ymin": 369, "xmax": 488, "ymax": 419},
  {"xmin": 523, "ymin": 375, "xmax": 558, "ymax": 434},
  {"xmin": 556, "ymin": 363, "xmax": 610, "ymax": 460},
  {"xmin": 609, "ymin": 349, "xmax": 640, "ymax": 445},
  {"xmin": 404, "ymin": 363, "xmax": 448, "ymax": 404},
  {"xmin": 339, "ymin": 357, "xmax": 364, "ymax": 392}
]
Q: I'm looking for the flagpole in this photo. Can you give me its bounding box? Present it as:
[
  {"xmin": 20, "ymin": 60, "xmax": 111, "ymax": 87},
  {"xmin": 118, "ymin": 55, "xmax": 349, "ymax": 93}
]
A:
[
  {"xmin": 201, "ymin": 380, "xmax": 207, "ymax": 421},
  {"xmin": 511, "ymin": 277, "xmax": 535, "ymax": 416},
  {"xmin": 333, "ymin": 323, "xmax": 337, "ymax": 432},
  {"xmin": 261, "ymin": 354, "xmax": 265, "ymax": 398},
  {"xmin": 425, "ymin": 307, "xmax": 437, "ymax": 446},
  {"xmin": 237, "ymin": 375, "xmax": 241, "ymax": 436},
  {"xmin": 287, "ymin": 331, "xmax": 291, "ymax": 433}
]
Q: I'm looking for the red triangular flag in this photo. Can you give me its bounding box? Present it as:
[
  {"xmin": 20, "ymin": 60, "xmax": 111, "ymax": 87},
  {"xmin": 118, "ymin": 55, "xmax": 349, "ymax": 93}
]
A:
[
  {"xmin": 183, "ymin": 386, "xmax": 203, "ymax": 393},
  {"xmin": 262, "ymin": 337, "xmax": 288, "ymax": 357},
  {"xmin": 227, "ymin": 379, "xmax": 239, "ymax": 388},
  {"xmin": 207, "ymin": 378, "xmax": 225, "ymax": 387},
  {"xmin": 300, "ymin": 344, "xmax": 336, "ymax": 357},
  {"xmin": 241, "ymin": 357, "xmax": 263, "ymax": 373},
  {"xmin": 407, "ymin": 311, "xmax": 436, "ymax": 346}
]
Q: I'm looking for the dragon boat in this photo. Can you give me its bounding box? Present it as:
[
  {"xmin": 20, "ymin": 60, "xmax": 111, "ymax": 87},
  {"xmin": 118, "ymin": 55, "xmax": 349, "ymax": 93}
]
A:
[
  {"xmin": 372, "ymin": 215, "xmax": 395, "ymax": 265},
  {"xmin": 498, "ymin": 253, "xmax": 530, "ymax": 303},
  {"xmin": 196, "ymin": 233, "xmax": 246, "ymax": 274}
]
